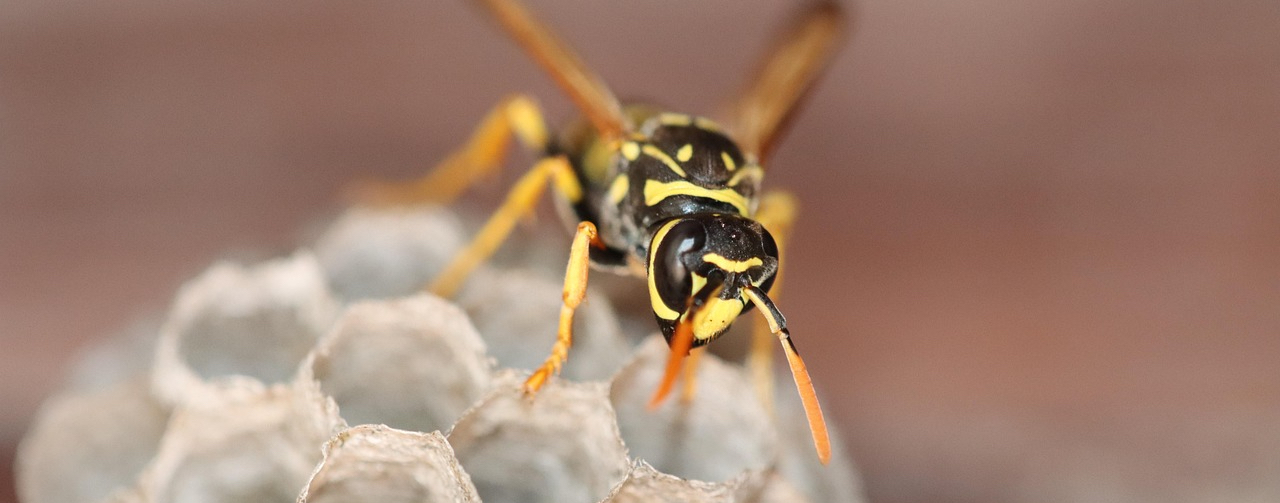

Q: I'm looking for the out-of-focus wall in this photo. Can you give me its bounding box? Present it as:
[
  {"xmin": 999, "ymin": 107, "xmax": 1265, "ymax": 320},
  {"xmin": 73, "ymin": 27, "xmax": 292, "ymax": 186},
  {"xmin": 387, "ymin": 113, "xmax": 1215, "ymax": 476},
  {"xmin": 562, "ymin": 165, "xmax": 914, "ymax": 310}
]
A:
[{"xmin": 2, "ymin": 1, "xmax": 1277, "ymax": 502}]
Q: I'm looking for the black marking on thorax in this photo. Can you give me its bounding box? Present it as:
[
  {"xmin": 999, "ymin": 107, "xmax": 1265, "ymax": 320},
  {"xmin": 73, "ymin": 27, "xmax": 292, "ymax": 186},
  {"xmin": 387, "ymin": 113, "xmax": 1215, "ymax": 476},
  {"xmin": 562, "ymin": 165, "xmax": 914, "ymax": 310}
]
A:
[{"xmin": 550, "ymin": 110, "xmax": 762, "ymax": 272}]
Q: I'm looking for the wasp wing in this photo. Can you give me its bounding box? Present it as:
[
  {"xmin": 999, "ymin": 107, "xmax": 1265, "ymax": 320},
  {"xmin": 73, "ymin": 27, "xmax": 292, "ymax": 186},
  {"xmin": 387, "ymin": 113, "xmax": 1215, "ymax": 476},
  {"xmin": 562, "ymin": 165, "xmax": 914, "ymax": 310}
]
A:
[
  {"xmin": 477, "ymin": 0, "xmax": 628, "ymax": 139},
  {"xmin": 728, "ymin": 1, "xmax": 847, "ymax": 162}
]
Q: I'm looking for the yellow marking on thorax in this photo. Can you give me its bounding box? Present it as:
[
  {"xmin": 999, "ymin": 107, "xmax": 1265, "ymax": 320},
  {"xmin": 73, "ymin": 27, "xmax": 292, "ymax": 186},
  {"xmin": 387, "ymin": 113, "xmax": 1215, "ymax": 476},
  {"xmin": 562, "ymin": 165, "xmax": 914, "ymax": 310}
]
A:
[
  {"xmin": 690, "ymin": 273, "xmax": 708, "ymax": 304},
  {"xmin": 694, "ymin": 117, "xmax": 722, "ymax": 132},
  {"xmin": 647, "ymin": 220, "xmax": 682, "ymax": 321},
  {"xmin": 582, "ymin": 138, "xmax": 616, "ymax": 183},
  {"xmin": 720, "ymin": 151, "xmax": 737, "ymax": 171},
  {"xmin": 621, "ymin": 141, "xmax": 641, "ymax": 161},
  {"xmin": 641, "ymin": 144, "xmax": 688, "ymax": 177},
  {"xmin": 676, "ymin": 144, "xmax": 693, "ymax": 162},
  {"xmin": 643, "ymin": 179, "xmax": 750, "ymax": 215},
  {"xmin": 728, "ymin": 164, "xmax": 763, "ymax": 187},
  {"xmin": 702, "ymin": 253, "xmax": 763, "ymax": 273},
  {"xmin": 658, "ymin": 113, "xmax": 693, "ymax": 126},
  {"xmin": 607, "ymin": 175, "xmax": 629, "ymax": 205}
]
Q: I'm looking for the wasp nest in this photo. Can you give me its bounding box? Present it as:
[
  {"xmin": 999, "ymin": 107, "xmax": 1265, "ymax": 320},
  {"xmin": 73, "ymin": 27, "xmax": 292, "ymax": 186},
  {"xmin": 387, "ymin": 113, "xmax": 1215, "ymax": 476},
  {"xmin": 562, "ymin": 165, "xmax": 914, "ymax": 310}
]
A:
[{"xmin": 17, "ymin": 206, "xmax": 865, "ymax": 503}]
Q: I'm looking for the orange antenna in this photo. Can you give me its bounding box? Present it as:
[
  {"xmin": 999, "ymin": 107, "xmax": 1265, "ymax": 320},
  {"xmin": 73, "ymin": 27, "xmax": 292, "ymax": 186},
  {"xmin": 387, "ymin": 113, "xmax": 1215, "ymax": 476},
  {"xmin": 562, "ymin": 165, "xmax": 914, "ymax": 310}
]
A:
[{"xmin": 744, "ymin": 285, "xmax": 831, "ymax": 465}]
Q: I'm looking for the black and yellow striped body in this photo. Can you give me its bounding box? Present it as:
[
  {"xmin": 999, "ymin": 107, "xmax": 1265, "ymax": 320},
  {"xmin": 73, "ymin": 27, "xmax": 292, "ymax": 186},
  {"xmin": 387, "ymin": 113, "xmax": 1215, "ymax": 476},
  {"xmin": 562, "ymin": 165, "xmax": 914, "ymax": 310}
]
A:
[
  {"xmin": 363, "ymin": 0, "xmax": 841, "ymax": 464},
  {"xmin": 549, "ymin": 106, "xmax": 776, "ymax": 346},
  {"xmin": 553, "ymin": 107, "xmax": 759, "ymax": 268}
]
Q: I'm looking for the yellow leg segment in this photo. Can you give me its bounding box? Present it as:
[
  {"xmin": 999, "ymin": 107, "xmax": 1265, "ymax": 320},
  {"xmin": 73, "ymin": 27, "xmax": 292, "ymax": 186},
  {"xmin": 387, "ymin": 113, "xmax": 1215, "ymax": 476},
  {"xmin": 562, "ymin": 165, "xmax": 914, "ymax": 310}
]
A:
[
  {"xmin": 749, "ymin": 191, "xmax": 799, "ymax": 414},
  {"xmin": 428, "ymin": 155, "xmax": 582, "ymax": 298},
  {"xmin": 523, "ymin": 221, "xmax": 602, "ymax": 395},
  {"xmin": 348, "ymin": 94, "xmax": 550, "ymax": 206}
]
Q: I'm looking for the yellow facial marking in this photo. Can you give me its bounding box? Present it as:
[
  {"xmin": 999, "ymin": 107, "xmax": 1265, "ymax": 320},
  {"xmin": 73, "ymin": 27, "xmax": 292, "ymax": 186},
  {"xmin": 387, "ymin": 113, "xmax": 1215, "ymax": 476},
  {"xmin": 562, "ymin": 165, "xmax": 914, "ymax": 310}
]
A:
[
  {"xmin": 690, "ymin": 273, "xmax": 707, "ymax": 303},
  {"xmin": 728, "ymin": 164, "xmax": 763, "ymax": 187},
  {"xmin": 643, "ymin": 179, "xmax": 750, "ymax": 215},
  {"xmin": 676, "ymin": 144, "xmax": 693, "ymax": 162},
  {"xmin": 720, "ymin": 151, "xmax": 737, "ymax": 171},
  {"xmin": 621, "ymin": 141, "xmax": 641, "ymax": 161},
  {"xmin": 691, "ymin": 294, "xmax": 745, "ymax": 340},
  {"xmin": 607, "ymin": 175, "xmax": 629, "ymax": 205},
  {"xmin": 702, "ymin": 253, "xmax": 763, "ymax": 273},
  {"xmin": 641, "ymin": 144, "xmax": 688, "ymax": 177},
  {"xmin": 647, "ymin": 219, "xmax": 682, "ymax": 321}
]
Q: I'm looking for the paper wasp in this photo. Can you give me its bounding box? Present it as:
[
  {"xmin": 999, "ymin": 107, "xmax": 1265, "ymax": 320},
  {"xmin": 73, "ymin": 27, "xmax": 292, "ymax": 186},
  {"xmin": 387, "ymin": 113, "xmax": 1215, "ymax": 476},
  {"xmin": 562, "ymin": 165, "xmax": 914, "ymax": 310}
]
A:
[{"xmin": 357, "ymin": 0, "xmax": 846, "ymax": 464}]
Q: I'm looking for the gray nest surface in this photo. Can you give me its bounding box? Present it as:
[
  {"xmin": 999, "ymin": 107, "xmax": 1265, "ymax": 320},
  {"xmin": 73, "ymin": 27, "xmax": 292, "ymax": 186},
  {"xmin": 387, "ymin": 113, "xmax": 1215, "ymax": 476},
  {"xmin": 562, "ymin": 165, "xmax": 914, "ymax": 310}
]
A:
[{"xmin": 17, "ymin": 206, "xmax": 865, "ymax": 503}]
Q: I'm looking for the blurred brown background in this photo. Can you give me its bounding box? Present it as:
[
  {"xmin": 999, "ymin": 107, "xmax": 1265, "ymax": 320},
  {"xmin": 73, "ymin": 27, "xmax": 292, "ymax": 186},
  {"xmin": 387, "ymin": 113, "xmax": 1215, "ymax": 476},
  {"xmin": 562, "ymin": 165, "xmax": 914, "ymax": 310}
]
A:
[{"xmin": 2, "ymin": 0, "xmax": 1278, "ymax": 502}]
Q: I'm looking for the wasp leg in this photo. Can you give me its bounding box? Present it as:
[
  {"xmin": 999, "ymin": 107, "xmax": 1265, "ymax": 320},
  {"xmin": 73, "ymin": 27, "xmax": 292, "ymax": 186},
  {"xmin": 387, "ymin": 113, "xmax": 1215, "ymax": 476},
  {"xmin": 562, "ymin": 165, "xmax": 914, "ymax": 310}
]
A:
[
  {"xmin": 524, "ymin": 221, "xmax": 603, "ymax": 395},
  {"xmin": 678, "ymin": 346, "xmax": 706, "ymax": 403},
  {"xmin": 749, "ymin": 191, "xmax": 799, "ymax": 413},
  {"xmin": 348, "ymin": 94, "xmax": 550, "ymax": 206},
  {"xmin": 748, "ymin": 316, "xmax": 777, "ymax": 415},
  {"xmin": 428, "ymin": 155, "xmax": 582, "ymax": 298}
]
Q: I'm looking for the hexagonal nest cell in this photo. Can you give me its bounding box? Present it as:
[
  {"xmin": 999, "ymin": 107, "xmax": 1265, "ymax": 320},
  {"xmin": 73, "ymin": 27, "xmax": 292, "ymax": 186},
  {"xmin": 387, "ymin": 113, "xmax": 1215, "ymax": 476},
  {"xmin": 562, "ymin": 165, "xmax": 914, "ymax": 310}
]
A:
[{"xmin": 17, "ymin": 206, "xmax": 865, "ymax": 503}]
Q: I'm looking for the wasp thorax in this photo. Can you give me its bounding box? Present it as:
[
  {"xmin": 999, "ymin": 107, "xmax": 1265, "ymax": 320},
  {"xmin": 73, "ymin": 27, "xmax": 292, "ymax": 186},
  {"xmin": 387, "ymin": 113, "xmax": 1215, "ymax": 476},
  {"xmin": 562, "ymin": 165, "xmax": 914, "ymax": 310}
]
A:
[
  {"xmin": 639, "ymin": 115, "xmax": 750, "ymax": 187},
  {"xmin": 647, "ymin": 214, "xmax": 779, "ymax": 345}
]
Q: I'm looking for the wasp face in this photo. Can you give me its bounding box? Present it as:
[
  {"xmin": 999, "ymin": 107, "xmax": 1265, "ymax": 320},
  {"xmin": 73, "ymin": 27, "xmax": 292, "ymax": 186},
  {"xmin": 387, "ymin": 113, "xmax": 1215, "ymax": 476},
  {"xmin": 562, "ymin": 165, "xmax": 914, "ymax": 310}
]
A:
[{"xmin": 647, "ymin": 214, "xmax": 779, "ymax": 345}]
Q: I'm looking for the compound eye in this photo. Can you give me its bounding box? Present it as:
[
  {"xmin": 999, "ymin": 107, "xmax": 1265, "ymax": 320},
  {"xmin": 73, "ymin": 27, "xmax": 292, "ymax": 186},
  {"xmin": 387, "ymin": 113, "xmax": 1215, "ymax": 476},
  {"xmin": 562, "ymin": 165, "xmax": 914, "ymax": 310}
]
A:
[
  {"xmin": 761, "ymin": 227, "xmax": 779, "ymax": 261},
  {"xmin": 755, "ymin": 227, "xmax": 780, "ymax": 294},
  {"xmin": 653, "ymin": 220, "xmax": 707, "ymax": 312}
]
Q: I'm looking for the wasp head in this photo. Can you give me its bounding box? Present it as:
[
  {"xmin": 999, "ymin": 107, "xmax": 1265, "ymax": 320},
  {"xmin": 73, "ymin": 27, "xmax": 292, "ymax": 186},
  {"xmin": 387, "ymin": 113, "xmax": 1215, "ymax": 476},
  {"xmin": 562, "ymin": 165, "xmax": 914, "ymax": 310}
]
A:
[{"xmin": 646, "ymin": 214, "xmax": 779, "ymax": 345}]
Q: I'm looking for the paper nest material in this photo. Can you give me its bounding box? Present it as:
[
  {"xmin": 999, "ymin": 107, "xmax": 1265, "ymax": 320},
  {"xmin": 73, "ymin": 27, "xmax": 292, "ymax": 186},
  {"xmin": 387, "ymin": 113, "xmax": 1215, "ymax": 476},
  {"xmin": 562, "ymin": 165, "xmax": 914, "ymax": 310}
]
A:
[{"xmin": 16, "ymin": 206, "xmax": 865, "ymax": 503}]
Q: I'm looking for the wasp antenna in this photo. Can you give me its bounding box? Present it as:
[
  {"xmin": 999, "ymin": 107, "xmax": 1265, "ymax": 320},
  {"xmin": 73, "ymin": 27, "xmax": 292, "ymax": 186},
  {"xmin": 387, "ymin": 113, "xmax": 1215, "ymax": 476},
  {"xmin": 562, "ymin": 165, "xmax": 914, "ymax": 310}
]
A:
[
  {"xmin": 476, "ymin": 0, "xmax": 627, "ymax": 139},
  {"xmin": 744, "ymin": 285, "xmax": 832, "ymax": 465},
  {"xmin": 728, "ymin": 0, "xmax": 847, "ymax": 161}
]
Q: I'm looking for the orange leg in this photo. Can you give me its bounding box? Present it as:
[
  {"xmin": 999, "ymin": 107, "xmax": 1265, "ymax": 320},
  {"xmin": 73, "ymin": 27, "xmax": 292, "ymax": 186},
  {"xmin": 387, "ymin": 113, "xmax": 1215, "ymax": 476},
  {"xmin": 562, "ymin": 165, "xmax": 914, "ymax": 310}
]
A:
[
  {"xmin": 523, "ymin": 221, "xmax": 603, "ymax": 394},
  {"xmin": 428, "ymin": 155, "xmax": 582, "ymax": 298},
  {"xmin": 347, "ymin": 94, "xmax": 549, "ymax": 206}
]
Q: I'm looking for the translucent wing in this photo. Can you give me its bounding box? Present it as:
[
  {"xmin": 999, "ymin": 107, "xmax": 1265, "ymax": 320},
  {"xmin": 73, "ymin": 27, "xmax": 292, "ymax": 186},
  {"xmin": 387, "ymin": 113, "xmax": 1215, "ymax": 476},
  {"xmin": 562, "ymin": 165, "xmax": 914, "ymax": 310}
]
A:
[
  {"xmin": 729, "ymin": 1, "xmax": 848, "ymax": 161},
  {"xmin": 477, "ymin": 0, "xmax": 628, "ymax": 139}
]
